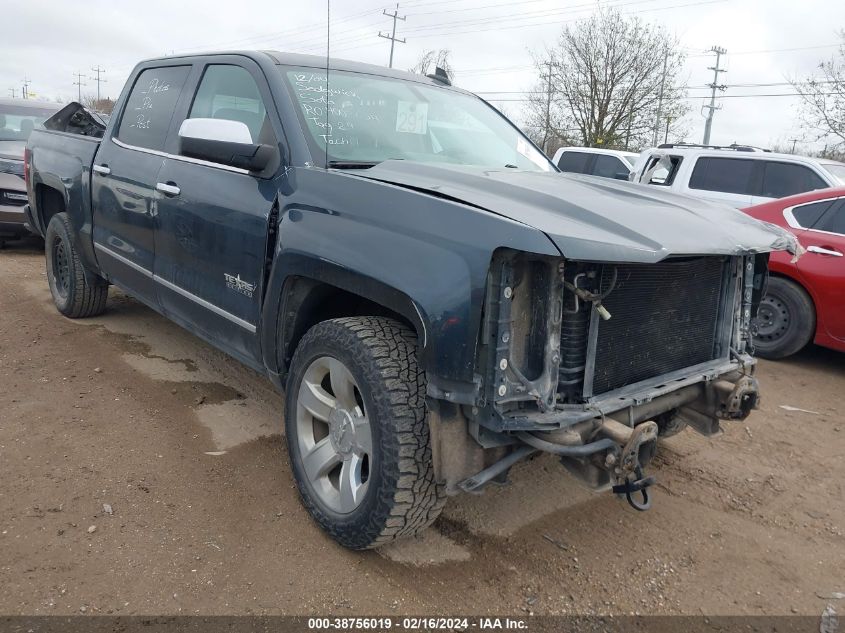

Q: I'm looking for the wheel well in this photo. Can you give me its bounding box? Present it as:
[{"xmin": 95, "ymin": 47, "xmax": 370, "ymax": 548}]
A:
[
  {"xmin": 279, "ymin": 279, "xmax": 418, "ymax": 373},
  {"xmin": 36, "ymin": 185, "xmax": 66, "ymax": 231}
]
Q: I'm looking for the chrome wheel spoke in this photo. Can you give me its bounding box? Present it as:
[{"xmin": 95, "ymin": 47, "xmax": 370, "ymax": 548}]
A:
[
  {"xmin": 298, "ymin": 379, "xmax": 335, "ymax": 423},
  {"xmin": 353, "ymin": 416, "xmax": 372, "ymax": 456},
  {"xmin": 302, "ymin": 437, "xmax": 341, "ymax": 481},
  {"xmin": 328, "ymin": 358, "xmax": 357, "ymax": 410},
  {"xmin": 338, "ymin": 458, "xmax": 366, "ymax": 513},
  {"xmin": 296, "ymin": 354, "xmax": 373, "ymax": 515}
]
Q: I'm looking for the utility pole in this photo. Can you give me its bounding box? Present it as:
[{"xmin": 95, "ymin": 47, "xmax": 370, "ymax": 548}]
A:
[
  {"xmin": 378, "ymin": 3, "xmax": 406, "ymax": 69},
  {"xmin": 90, "ymin": 65, "xmax": 107, "ymax": 102},
  {"xmin": 73, "ymin": 72, "xmax": 87, "ymax": 102},
  {"xmin": 541, "ymin": 60, "xmax": 554, "ymax": 154},
  {"xmin": 652, "ymin": 49, "xmax": 669, "ymax": 147},
  {"xmin": 702, "ymin": 46, "xmax": 727, "ymax": 145},
  {"xmin": 21, "ymin": 77, "xmax": 30, "ymax": 100},
  {"xmin": 664, "ymin": 116, "xmax": 672, "ymax": 144},
  {"xmin": 789, "ymin": 138, "xmax": 800, "ymax": 154},
  {"xmin": 8, "ymin": 88, "xmax": 16, "ymax": 99}
]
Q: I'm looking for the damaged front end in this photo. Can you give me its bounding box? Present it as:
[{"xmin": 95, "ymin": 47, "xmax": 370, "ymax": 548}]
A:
[{"xmin": 441, "ymin": 248, "xmax": 769, "ymax": 510}]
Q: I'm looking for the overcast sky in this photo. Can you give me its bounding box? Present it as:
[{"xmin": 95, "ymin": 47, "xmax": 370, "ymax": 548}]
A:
[{"xmin": 3, "ymin": 0, "xmax": 843, "ymax": 153}]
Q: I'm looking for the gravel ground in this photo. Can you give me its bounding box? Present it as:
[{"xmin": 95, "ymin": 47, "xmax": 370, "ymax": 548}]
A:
[{"xmin": 1, "ymin": 239, "xmax": 843, "ymax": 617}]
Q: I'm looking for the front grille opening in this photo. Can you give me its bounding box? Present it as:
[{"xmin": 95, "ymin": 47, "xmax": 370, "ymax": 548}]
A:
[{"xmin": 559, "ymin": 257, "xmax": 728, "ymax": 400}]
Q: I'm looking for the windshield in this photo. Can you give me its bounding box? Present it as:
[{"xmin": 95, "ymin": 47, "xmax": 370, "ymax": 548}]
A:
[
  {"xmin": 282, "ymin": 67, "xmax": 552, "ymax": 171},
  {"xmin": 0, "ymin": 104, "xmax": 56, "ymax": 142},
  {"xmin": 822, "ymin": 163, "xmax": 845, "ymax": 184}
]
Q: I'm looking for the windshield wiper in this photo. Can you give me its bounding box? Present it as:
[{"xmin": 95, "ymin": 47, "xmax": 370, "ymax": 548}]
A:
[
  {"xmin": 327, "ymin": 160, "xmax": 380, "ymax": 169},
  {"xmin": 327, "ymin": 158, "xmax": 406, "ymax": 169}
]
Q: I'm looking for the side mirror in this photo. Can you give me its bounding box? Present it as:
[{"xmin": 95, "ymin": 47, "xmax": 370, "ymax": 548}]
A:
[
  {"xmin": 178, "ymin": 118, "xmax": 273, "ymax": 172},
  {"xmin": 614, "ymin": 171, "xmax": 631, "ymax": 181}
]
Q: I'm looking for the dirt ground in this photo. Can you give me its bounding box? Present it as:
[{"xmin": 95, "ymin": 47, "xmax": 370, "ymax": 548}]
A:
[{"xmin": 1, "ymin": 238, "xmax": 843, "ymax": 617}]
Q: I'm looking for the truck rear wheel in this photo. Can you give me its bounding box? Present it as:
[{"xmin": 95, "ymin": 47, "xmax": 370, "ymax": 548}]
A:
[
  {"xmin": 753, "ymin": 277, "xmax": 815, "ymax": 359},
  {"xmin": 284, "ymin": 317, "xmax": 445, "ymax": 549},
  {"xmin": 45, "ymin": 213, "xmax": 109, "ymax": 318}
]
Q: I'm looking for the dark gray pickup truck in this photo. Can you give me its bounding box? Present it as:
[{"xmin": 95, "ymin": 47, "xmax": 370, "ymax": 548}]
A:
[{"xmin": 25, "ymin": 51, "xmax": 795, "ymax": 549}]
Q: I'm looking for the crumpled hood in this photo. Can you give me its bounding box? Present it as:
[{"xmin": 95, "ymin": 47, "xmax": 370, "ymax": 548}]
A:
[{"xmin": 357, "ymin": 161, "xmax": 797, "ymax": 263}]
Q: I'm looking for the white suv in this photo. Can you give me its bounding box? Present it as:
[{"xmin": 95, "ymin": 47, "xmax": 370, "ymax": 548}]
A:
[
  {"xmin": 631, "ymin": 144, "xmax": 845, "ymax": 208},
  {"xmin": 552, "ymin": 146, "xmax": 639, "ymax": 180}
]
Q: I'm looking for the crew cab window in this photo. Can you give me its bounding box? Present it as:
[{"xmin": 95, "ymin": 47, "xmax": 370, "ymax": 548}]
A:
[
  {"xmin": 558, "ymin": 151, "xmax": 591, "ymax": 173},
  {"xmin": 689, "ymin": 157, "xmax": 755, "ymax": 195},
  {"xmin": 761, "ymin": 162, "xmax": 827, "ymax": 198},
  {"xmin": 815, "ymin": 200, "xmax": 845, "ymax": 235},
  {"xmin": 188, "ymin": 65, "xmax": 271, "ymax": 144},
  {"xmin": 791, "ymin": 200, "xmax": 835, "ymax": 228},
  {"xmin": 116, "ymin": 66, "xmax": 190, "ymax": 151},
  {"xmin": 593, "ymin": 154, "xmax": 628, "ymax": 179}
]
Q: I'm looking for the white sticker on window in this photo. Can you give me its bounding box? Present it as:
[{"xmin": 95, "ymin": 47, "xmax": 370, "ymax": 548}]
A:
[{"xmin": 396, "ymin": 101, "xmax": 428, "ymax": 134}]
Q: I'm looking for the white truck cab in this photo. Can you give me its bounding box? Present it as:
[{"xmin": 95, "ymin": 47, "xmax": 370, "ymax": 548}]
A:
[
  {"xmin": 552, "ymin": 146, "xmax": 639, "ymax": 180},
  {"xmin": 631, "ymin": 144, "xmax": 845, "ymax": 208}
]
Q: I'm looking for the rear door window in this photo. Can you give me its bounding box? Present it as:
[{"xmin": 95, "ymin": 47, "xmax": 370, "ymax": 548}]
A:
[
  {"xmin": 557, "ymin": 151, "xmax": 591, "ymax": 174},
  {"xmin": 815, "ymin": 199, "xmax": 845, "ymax": 235},
  {"xmin": 791, "ymin": 200, "xmax": 836, "ymax": 228},
  {"xmin": 592, "ymin": 154, "xmax": 628, "ymax": 179},
  {"xmin": 689, "ymin": 157, "xmax": 755, "ymax": 195},
  {"xmin": 761, "ymin": 162, "xmax": 828, "ymax": 198},
  {"xmin": 116, "ymin": 66, "xmax": 191, "ymax": 151}
]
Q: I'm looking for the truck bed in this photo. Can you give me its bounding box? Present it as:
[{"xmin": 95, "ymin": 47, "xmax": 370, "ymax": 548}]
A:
[{"xmin": 26, "ymin": 106, "xmax": 102, "ymax": 240}]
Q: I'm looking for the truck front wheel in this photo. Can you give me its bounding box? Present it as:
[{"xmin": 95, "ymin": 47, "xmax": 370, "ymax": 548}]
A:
[
  {"xmin": 284, "ymin": 317, "xmax": 445, "ymax": 549},
  {"xmin": 45, "ymin": 213, "xmax": 108, "ymax": 318}
]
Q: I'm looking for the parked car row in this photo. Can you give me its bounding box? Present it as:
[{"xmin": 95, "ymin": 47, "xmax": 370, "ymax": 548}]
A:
[
  {"xmin": 0, "ymin": 98, "xmax": 63, "ymax": 246},
  {"xmin": 552, "ymin": 142, "xmax": 845, "ymax": 359}
]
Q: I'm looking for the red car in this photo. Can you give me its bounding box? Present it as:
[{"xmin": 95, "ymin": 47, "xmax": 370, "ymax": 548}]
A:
[{"xmin": 743, "ymin": 187, "xmax": 845, "ymax": 358}]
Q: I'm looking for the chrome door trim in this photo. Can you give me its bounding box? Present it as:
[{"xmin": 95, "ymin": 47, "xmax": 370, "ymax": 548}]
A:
[
  {"xmin": 110, "ymin": 137, "xmax": 250, "ymax": 175},
  {"xmin": 94, "ymin": 242, "xmax": 152, "ymax": 277},
  {"xmin": 94, "ymin": 243, "xmax": 257, "ymax": 333}
]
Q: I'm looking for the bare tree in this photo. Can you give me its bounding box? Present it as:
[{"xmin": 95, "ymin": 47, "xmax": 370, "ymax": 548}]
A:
[
  {"xmin": 526, "ymin": 8, "xmax": 689, "ymax": 151},
  {"xmin": 80, "ymin": 95, "xmax": 116, "ymax": 115},
  {"xmin": 791, "ymin": 33, "xmax": 845, "ymax": 149},
  {"xmin": 410, "ymin": 49, "xmax": 454, "ymax": 78}
]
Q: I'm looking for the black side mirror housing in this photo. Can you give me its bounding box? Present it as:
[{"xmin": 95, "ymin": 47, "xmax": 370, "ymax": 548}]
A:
[
  {"xmin": 180, "ymin": 136, "xmax": 273, "ymax": 172},
  {"xmin": 177, "ymin": 118, "xmax": 273, "ymax": 172}
]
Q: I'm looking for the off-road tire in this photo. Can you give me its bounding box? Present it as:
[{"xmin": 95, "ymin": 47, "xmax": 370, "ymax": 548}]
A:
[
  {"xmin": 285, "ymin": 317, "xmax": 446, "ymax": 549},
  {"xmin": 753, "ymin": 277, "xmax": 815, "ymax": 359},
  {"xmin": 45, "ymin": 213, "xmax": 109, "ymax": 318}
]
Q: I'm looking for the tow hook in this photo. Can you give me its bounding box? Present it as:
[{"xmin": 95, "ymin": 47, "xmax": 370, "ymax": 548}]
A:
[
  {"xmin": 601, "ymin": 419, "xmax": 659, "ymax": 511},
  {"xmin": 613, "ymin": 466, "xmax": 656, "ymax": 511}
]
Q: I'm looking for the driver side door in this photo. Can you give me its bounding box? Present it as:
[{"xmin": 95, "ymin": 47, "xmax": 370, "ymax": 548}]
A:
[{"xmin": 153, "ymin": 61, "xmax": 281, "ymax": 364}]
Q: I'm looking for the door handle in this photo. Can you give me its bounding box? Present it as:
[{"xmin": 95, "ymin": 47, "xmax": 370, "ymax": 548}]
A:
[
  {"xmin": 92, "ymin": 164, "xmax": 111, "ymax": 176},
  {"xmin": 155, "ymin": 182, "xmax": 181, "ymax": 197},
  {"xmin": 807, "ymin": 245, "xmax": 843, "ymax": 257}
]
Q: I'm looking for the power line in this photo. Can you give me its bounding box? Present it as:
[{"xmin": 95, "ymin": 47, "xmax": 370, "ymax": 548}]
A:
[
  {"xmin": 90, "ymin": 66, "xmax": 107, "ymax": 101},
  {"xmin": 378, "ymin": 3, "xmax": 406, "ymax": 69},
  {"xmin": 702, "ymin": 46, "xmax": 727, "ymax": 145},
  {"xmin": 72, "ymin": 71, "xmax": 87, "ymax": 102}
]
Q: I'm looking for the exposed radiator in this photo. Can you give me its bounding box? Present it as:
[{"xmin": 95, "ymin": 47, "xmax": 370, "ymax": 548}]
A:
[{"xmin": 559, "ymin": 257, "xmax": 728, "ymax": 400}]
